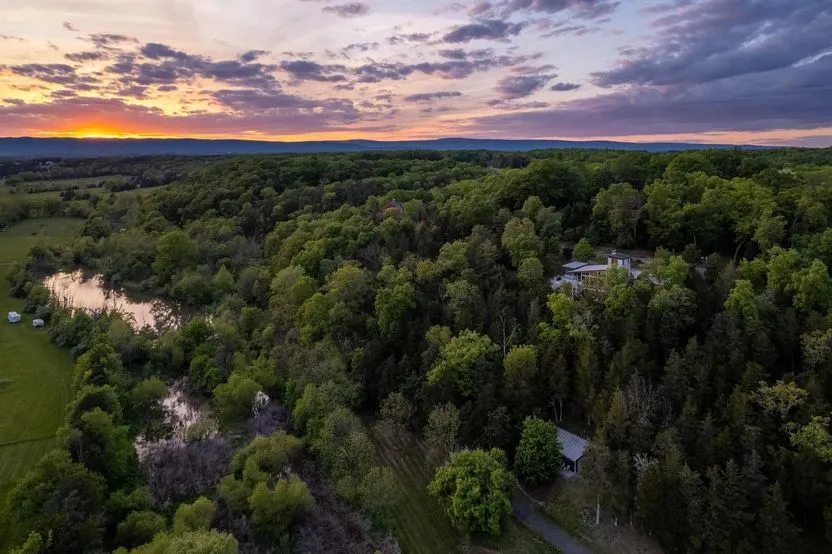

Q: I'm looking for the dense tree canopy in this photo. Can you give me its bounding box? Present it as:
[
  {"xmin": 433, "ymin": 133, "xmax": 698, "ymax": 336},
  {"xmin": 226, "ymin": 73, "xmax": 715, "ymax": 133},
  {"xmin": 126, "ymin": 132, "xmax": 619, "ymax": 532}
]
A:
[{"xmin": 7, "ymin": 147, "xmax": 832, "ymax": 552}]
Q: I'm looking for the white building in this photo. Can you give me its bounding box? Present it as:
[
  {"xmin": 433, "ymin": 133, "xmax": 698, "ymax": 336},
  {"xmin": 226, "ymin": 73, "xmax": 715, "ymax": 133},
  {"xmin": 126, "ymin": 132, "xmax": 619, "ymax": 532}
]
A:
[
  {"xmin": 7, "ymin": 311, "xmax": 21, "ymax": 324},
  {"xmin": 552, "ymin": 251, "xmax": 641, "ymax": 293}
]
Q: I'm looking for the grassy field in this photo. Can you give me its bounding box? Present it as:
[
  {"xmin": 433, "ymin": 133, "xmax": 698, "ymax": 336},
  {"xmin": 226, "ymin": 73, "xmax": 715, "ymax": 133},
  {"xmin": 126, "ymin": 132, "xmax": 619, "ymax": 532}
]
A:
[
  {"xmin": 0, "ymin": 218, "xmax": 84, "ymax": 262},
  {"xmin": 0, "ymin": 218, "xmax": 79, "ymax": 547},
  {"xmin": 1, "ymin": 184, "xmax": 167, "ymax": 201},
  {"xmin": 3, "ymin": 175, "xmax": 130, "ymax": 191},
  {"xmin": 372, "ymin": 427, "xmax": 559, "ymax": 554}
]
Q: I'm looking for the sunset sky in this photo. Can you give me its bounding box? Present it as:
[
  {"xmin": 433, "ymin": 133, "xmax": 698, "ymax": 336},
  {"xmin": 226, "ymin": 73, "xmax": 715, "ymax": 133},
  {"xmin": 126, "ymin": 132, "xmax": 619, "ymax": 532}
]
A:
[{"xmin": 0, "ymin": 0, "xmax": 830, "ymax": 145}]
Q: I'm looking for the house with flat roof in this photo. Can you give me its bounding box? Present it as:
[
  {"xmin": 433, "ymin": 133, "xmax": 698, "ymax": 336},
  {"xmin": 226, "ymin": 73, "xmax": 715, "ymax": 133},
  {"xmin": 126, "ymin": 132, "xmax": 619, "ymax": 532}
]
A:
[{"xmin": 552, "ymin": 251, "xmax": 641, "ymax": 293}]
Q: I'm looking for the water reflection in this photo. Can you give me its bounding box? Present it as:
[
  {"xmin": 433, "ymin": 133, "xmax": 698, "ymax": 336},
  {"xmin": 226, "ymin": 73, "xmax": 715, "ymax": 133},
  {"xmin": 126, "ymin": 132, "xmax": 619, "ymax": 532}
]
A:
[{"xmin": 44, "ymin": 271, "xmax": 183, "ymax": 330}]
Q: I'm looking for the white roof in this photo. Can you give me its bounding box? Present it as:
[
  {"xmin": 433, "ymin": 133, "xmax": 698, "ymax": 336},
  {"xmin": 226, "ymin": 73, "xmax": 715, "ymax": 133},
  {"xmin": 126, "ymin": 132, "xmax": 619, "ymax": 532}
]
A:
[
  {"xmin": 568, "ymin": 264, "xmax": 609, "ymax": 273},
  {"xmin": 563, "ymin": 261, "xmax": 589, "ymax": 270},
  {"xmin": 557, "ymin": 427, "xmax": 588, "ymax": 462}
]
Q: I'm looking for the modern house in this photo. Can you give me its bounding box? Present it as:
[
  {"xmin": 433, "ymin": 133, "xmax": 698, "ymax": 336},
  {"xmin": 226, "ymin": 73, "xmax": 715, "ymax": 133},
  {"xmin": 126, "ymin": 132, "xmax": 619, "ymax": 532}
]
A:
[
  {"xmin": 552, "ymin": 251, "xmax": 641, "ymax": 292},
  {"xmin": 33, "ymin": 319, "xmax": 45, "ymax": 328},
  {"xmin": 7, "ymin": 311, "xmax": 21, "ymax": 323},
  {"xmin": 557, "ymin": 427, "xmax": 589, "ymax": 477}
]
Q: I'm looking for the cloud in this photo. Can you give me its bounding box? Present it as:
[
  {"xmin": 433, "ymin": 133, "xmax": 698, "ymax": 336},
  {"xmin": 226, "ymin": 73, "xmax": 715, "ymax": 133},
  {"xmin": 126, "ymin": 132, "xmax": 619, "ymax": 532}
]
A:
[
  {"xmin": 342, "ymin": 42, "xmax": 380, "ymax": 55},
  {"xmin": 279, "ymin": 60, "xmax": 348, "ymax": 82},
  {"xmin": 593, "ymin": 0, "xmax": 832, "ymax": 88},
  {"xmin": 239, "ymin": 50, "xmax": 270, "ymax": 63},
  {"xmin": 102, "ymin": 43, "xmax": 281, "ymax": 90},
  {"xmin": 442, "ymin": 20, "xmax": 525, "ymax": 43},
  {"xmin": 85, "ymin": 33, "xmax": 138, "ymax": 50},
  {"xmin": 65, "ymin": 51, "xmax": 111, "ymax": 63},
  {"xmin": 322, "ymin": 2, "xmax": 370, "ymax": 17},
  {"xmin": 473, "ymin": 0, "xmax": 619, "ymax": 19},
  {"xmin": 0, "ymin": 35, "xmax": 24, "ymax": 42},
  {"xmin": 439, "ymin": 49, "xmax": 468, "ymax": 60},
  {"xmin": 0, "ymin": 95, "xmax": 385, "ymax": 137},
  {"xmin": 472, "ymin": 54, "xmax": 832, "ymax": 137},
  {"xmin": 496, "ymin": 73, "xmax": 554, "ymax": 99},
  {"xmin": 387, "ymin": 32, "xmax": 433, "ymax": 45},
  {"xmin": 351, "ymin": 51, "xmax": 535, "ymax": 83},
  {"xmin": 403, "ymin": 91, "xmax": 463, "ymax": 103},
  {"xmin": 0, "ymin": 63, "xmax": 100, "ymax": 87},
  {"xmin": 550, "ymin": 82, "xmax": 580, "ymax": 91},
  {"xmin": 63, "ymin": 22, "xmax": 79, "ymax": 32}
]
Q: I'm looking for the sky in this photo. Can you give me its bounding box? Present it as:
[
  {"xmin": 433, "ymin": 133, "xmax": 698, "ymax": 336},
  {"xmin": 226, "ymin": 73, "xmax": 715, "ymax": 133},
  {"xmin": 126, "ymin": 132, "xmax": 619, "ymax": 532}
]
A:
[{"xmin": 0, "ymin": 0, "xmax": 830, "ymax": 145}]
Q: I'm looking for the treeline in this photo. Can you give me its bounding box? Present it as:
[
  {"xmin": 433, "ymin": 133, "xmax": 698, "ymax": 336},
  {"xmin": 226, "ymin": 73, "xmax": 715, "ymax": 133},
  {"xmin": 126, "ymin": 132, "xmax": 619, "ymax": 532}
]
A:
[{"xmin": 8, "ymin": 147, "xmax": 832, "ymax": 553}]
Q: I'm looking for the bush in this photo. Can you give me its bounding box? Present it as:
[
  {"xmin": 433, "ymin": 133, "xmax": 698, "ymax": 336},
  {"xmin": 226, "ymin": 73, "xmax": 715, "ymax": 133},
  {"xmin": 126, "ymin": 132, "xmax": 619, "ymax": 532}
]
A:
[
  {"xmin": 115, "ymin": 510, "xmax": 166, "ymax": 549},
  {"xmin": 515, "ymin": 416, "xmax": 562, "ymax": 485},
  {"xmin": 173, "ymin": 497, "xmax": 216, "ymax": 534},
  {"xmin": 427, "ymin": 448, "xmax": 513, "ymax": 536}
]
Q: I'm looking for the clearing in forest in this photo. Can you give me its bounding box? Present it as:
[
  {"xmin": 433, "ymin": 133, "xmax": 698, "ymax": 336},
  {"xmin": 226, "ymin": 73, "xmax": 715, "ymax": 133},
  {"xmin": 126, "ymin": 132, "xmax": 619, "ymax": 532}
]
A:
[
  {"xmin": 372, "ymin": 427, "xmax": 559, "ymax": 554},
  {"xmin": 0, "ymin": 218, "xmax": 80, "ymax": 545}
]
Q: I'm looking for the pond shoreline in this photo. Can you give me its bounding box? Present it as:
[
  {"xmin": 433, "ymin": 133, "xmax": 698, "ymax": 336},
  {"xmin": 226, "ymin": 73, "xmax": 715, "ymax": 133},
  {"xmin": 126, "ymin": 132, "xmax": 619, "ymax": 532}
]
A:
[{"xmin": 43, "ymin": 270, "xmax": 188, "ymax": 331}]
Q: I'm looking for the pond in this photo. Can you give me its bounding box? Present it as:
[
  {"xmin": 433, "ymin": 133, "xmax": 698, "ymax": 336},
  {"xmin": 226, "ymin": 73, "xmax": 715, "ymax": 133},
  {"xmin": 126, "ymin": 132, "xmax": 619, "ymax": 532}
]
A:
[{"xmin": 43, "ymin": 271, "xmax": 184, "ymax": 330}]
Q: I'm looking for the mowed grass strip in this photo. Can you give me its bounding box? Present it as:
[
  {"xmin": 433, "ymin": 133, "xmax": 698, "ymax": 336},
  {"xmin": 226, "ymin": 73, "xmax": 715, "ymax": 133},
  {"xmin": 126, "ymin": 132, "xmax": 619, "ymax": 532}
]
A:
[
  {"xmin": 372, "ymin": 429, "xmax": 461, "ymax": 554},
  {"xmin": 0, "ymin": 438, "xmax": 58, "ymax": 487}
]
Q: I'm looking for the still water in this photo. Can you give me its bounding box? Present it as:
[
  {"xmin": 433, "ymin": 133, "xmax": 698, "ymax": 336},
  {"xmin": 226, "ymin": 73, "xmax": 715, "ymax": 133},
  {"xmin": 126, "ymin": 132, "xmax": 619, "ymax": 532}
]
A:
[{"xmin": 44, "ymin": 271, "xmax": 183, "ymax": 330}]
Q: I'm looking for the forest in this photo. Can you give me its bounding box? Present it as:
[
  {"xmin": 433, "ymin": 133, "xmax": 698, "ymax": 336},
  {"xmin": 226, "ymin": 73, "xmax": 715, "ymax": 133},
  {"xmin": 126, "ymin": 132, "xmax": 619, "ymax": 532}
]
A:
[{"xmin": 4, "ymin": 146, "xmax": 832, "ymax": 553}]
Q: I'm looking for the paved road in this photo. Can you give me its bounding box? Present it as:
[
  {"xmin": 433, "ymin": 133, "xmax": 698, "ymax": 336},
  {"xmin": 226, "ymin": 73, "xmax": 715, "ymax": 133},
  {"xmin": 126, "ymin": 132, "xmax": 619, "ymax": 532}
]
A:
[{"xmin": 512, "ymin": 491, "xmax": 591, "ymax": 554}]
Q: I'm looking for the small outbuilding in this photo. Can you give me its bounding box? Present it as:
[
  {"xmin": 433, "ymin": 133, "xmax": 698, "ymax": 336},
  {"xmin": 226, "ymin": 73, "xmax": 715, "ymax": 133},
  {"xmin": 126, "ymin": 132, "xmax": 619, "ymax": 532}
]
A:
[
  {"xmin": 557, "ymin": 427, "xmax": 589, "ymax": 477},
  {"xmin": 32, "ymin": 319, "xmax": 45, "ymax": 328},
  {"xmin": 8, "ymin": 311, "xmax": 21, "ymax": 324}
]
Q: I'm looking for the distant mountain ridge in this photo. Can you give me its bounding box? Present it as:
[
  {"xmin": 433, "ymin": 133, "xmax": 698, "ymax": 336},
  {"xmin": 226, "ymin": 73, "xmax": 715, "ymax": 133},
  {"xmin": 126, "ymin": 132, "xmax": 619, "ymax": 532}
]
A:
[{"xmin": 0, "ymin": 137, "xmax": 768, "ymax": 158}]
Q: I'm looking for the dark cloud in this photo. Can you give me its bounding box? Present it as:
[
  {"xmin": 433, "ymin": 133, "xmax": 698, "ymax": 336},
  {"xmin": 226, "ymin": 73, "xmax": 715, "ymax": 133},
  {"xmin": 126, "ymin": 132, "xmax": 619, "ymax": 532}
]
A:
[
  {"xmin": 541, "ymin": 23, "xmax": 600, "ymax": 37},
  {"xmin": 239, "ymin": 50, "xmax": 270, "ymax": 63},
  {"xmin": 114, "ymin": 85, "xmax": 149, "ymax": 98},
  {"xmin": 403, "ymin": 91, "xmax": 463, "ymax": 103},
  {"xmin": 487, "ymin": 99, "xmax": 549, "ymax": 109},
  {"xmin": 63, "ymin": 22, "xmax": 79, "ymax": 32},
  {"xmin": 157, "ymin": 84, "xmax": 178, "ymax": 92},
  {"xmin": 65, "ymin": 51, "xmax": 110, "ymax": 63},
  {"xmin": 342, "ymin": 42, "xmax": 380, "ymax": 55},
  {"xmin": 496, "ymin": 73, "xmax": 554, "ymax": 99},
  {"xmin": 104, "ymin": 43, "xmax": 280, "ymax": 90},
  {"xmin": 279, "ymin": 60, "xmax": 348, "ymax": 82},
  {"xmin": 85, "ymin": 33, "xmax": 137, "ymax": 50},
  {"xmin": 1, "ymin": 63, "xmax": 100, "ymax": 87},
  {"xmin": 50, "ymin": 90, "xmax": 77, "ymax": 99},
  {"xmin": 550, "ymin": 82, "xmax": 581, "ymax": 91},
  {"xmin": 352, "ymin": 51, "xmax": 537, "ymax": 83},
  {"xmin": 47, "ymin": 41, "xmax": 59, "ymax": 51},
  {"xmin": 439, "ymin": 49, "xmax": 468, "ymax": 60},
  {"xmin": 0, "ymin": 35, "xmax": 24, "ymax": 41},
  {"xmin": 594, "ymin": 0, "xmax": 832, "ymax": 88},
  {"xmin": 442, "ymin": 20, "xmax": 525, "ymax": 43},
  {"xmin": 387, "ymin": 32, "xmax": 433, "ymax": 45},
  {"xmin": 473, "ymin": 54, "xmax": 832, "ymax": 137},
  {"xmin": 322, "ymin": 2, "xmax": 370, "ymax": 17},
  {"xmin": 475, "ymin": 0, "xmax": 619, "ymax": 19}
]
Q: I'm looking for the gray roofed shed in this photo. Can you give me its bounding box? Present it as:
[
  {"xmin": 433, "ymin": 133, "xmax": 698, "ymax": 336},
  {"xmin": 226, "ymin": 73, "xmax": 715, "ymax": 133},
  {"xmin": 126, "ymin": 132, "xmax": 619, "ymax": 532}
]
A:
[{"xmin": 557, "ymin": 427, "xmax": 588, "ymax": 475}]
